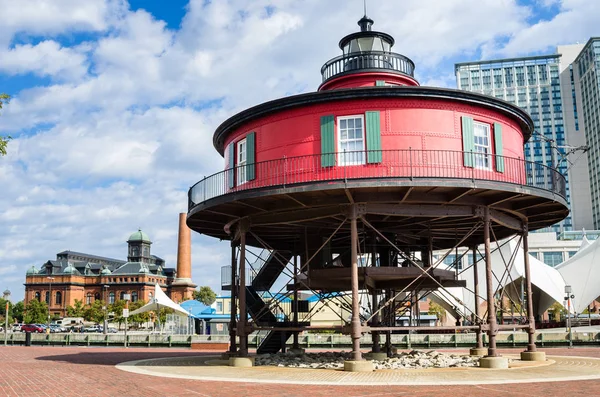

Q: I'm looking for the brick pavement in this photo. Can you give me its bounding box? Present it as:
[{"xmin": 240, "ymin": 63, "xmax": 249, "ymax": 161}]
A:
[{"xmin": 2, "ymin": 346, "xmax": 600, "ymax": 397}]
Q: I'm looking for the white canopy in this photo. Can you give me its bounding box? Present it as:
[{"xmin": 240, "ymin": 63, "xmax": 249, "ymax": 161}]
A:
[
  {"xmin": 129, "ymin": 284, "xmax": 191, "ymax": 317},
  {"xmin": 434, "ymin": 239, "xmax": 566, "ymax": 317},
  {"xmin": 556, "ymin": 236, "xmax": 600, "ymax": 313}
]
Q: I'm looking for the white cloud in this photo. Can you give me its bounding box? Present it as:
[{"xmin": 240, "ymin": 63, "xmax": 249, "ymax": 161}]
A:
[
  {"xmin": 0, "ymin": 0, "xmax": 595, "ymax": 301},
  {"xmin": 0, "ymin": 41, "xmax": 89, "ymax": 80},
  {"xmin": 496, "ymin": 0, "xmax": 600, "ymax": 57},
  {"xmin": 0, "ymin": 0, "xmax": 124, "ymax": 46}
]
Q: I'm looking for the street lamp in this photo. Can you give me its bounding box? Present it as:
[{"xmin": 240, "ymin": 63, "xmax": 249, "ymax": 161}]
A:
[
  {"xmin": 123, "ymin": 293, "xmax": 130, "ymax": 348},
  {"xmin": 47, "ymin": 277, "xmax": 55, "ymax": 331},
  {"xmin": 565, "ymin": 285, "xmax": 573, "ymax": 348},
  {"xmin": 103, "ymin": 285, "xmax": 109, "ymax": 335}
]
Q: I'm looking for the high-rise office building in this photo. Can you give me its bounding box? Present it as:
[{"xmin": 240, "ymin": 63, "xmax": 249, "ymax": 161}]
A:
[
  {"xmin": 455, "ymin": 55, "xmax": 574, "ymax": 232},
  {"xmin": 573, "ymin": 38, "xmax": 600, "ymax": 229}
]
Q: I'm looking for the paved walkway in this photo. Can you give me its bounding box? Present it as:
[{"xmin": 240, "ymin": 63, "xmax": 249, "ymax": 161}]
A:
[{"xmin": 2, "ymin": 346, "xmax": 600, "ymax": 396}]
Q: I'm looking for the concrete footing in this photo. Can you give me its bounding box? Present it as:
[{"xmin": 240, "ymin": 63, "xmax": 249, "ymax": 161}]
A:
[
  {"xmin": 287, "ymin": 348, "xmax": 306, "ymax": 355},
  {"xmin": 365, "ymin": 352, "xmax": 388, "ymax": 361},
  {"xmin": 469, "ymin": 347, "xmax": 488, "ymax": 356},
  {"xmin": 521, "ymin": 351, "xmax": 546, "ymax": 361},
  {"xmin": 479, "ymin": 356, "xmax": 509, "ymax": 369},
  {"xmin": 229, "ymin": 357, "xmax": 255, "ymax": 367},
  {"xmin": 344, "ymin": 360, "xmax": 374, "ymax": 372}
]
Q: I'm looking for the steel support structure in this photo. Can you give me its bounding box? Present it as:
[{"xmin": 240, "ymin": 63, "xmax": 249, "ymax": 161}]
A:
[
  {"xmin": 350, "ymin": 205, "xmax": 362, "ymax": 361},
  {"xmin": 292, "ymin": 254, "xmax": 300, "ymax": 349},
  {"xmin": 472, "ymin": 246, "xmax": 483, "ymax": 350},
  {"xmin": 522, "ymin": 223, "xmax": 537, "ymax": 353},
  {"xmin": 483, "ymin": 207, "xmax": 499, "ymax": 357},
  {"xmin": 237, "ymin": 226, "xmax": 248, "ymax": 357},
  {"xmin": 229, "ymin": 240, "xmax": 238, "ymax": 354}
]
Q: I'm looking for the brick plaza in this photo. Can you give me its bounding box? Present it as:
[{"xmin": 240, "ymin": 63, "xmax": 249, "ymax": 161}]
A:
[{"xmin": 2, "ymin": 346, "xmax": 600, "ymax": 397}]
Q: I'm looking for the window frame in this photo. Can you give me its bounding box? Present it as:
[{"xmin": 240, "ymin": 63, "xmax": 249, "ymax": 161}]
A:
[
  {"xmin": 472, "ymin": 121, "xmax": 493, "ymax": 170},
  {"xmin": 337, "ymin": 114, "xmax": 366, "ymax": 166},
  {"xmin": 236, "ymin": 138, "xmax": 248, "ymax": 185}
]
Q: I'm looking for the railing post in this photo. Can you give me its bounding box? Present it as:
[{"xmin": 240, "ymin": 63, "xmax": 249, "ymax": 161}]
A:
[
  {"xmin": 409, "ymin": 147, "xmax": 413, "ymax": 181},
  {"xmin": 343, "ymin": 150, "xmax": 347, "ymax": 183},
  {"xmin": 283, "ymin": 156, "xmax": 287, "ymax": 187},
  {"xmin": 203, "ymin": 176, "xmax": 206, "ymax": 202}
]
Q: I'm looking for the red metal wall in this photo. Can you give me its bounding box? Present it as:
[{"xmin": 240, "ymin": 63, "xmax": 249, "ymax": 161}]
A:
[
  {"xmin": 319, "ymin": 72, "xmax": 419, "ymax": 91},
  {"xmin": 223, "ymin": 97, "xmax": 527, "ymax": 189}
]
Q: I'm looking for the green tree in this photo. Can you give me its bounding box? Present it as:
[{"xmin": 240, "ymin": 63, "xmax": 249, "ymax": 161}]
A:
[
  {"xmin": 11, "ymin": 301, "xmax": 24, "ymax": 322},
  {"xmin": 550, "ymin": 301, "xmax": 566, "ymax": 321},
  {"xmin": 109, "ymin": 300, "xmax": 127, "ymax": 328},
  {"xmin": 0, "ymin": 94, "xmax": 10, "ymax": 156},
  {"xmin": 193, "ymin": 286, "xmax": 216, "ymax": 306},
  {"xmin": 129, "ymin": 300, "xmax": 149, "ymax": 329},
  {"xmin": 66, "ymin": 299, "xmax": 85, "ymax": 317},
  {"xmin": 23, "ymin": 299, "xmax": 48, "ymax": 324},
  {"xmin": 0, "ymin": 298, "xmax": 13, "ymax": 325},
  {"xmin": 427, "ymin": 301, "xmax": 447, "ymax": 324},
  {"xmin": 83, "ymin": 299, "xmax": 106, "ymax": 323}
]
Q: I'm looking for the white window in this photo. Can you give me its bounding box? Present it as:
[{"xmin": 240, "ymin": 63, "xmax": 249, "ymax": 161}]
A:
[
  {"xmin": 237, "ymin": 139, "xmax": 247, "ymax": 184},
  {"xmin": 337, "ymin": 115, "xmax": 365, "ymax": 165},
  {"xmin": 473, "ymin": 122, "xmax": 492, "ymax": 170},
  {"xmin": 216, "ymin": 301, "xmax": 223, "ymax": 313}
]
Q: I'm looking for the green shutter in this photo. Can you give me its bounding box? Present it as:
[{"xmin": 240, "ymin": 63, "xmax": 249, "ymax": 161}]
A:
[
  {"xmin": 365, "ymin": 111, "xmax": 382, "ymax": 164},
  {"xmin": 246, "ymin": 132, "xmax": 256, "ymax": 181},
  {"xmin": 461, "ymin": 116, "xmax": 475, "ymax": 168},
  {"xmin": 320, "ymin": 115, "xmax": 335, "ymax": 167},
  {"xmin": 227, "ymin": 143, "xmax": 235, "ymax": 189},
  {"xmin": 494, "ymin": 123, "xmax": 504, "ymax": 173},
  {"xmin": 375, "ymin": 80, "xmax": 385, "ymax": 86}
]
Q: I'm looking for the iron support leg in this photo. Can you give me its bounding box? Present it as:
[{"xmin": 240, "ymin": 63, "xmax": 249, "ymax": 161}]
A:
[
  {"xmin": 350, "ymin": 207, "xmax": 362, "ymax": 361},
  {"xmin": 293, "ymin": 254, "xmax": 299, "ymax": 349},
  {"xmin": 522, "ymin": 224, "xmax": 537, "ymax": 352},
  {"xmin": 484, "ymin": 208, "xmax": 498, "ymax": 357},
  {"xmin": 472, "ymin": 246, "xmax": 483, "ymax": 349},
  {"xmin": 372, "ymin": 291, "xmax": 380, "ymax": 353},
  {"xmin": 238, "ymin": 228, "xmax": 248, "ymax": 357},
  {"xmin": 229, "ymin": 241, "xmax": 237, "ymax": 354}
]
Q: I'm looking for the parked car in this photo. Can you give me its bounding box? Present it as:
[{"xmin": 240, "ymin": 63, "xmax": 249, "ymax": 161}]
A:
[
  {"xmin": 107, "ymin": 327, "xmax": 118, "ymax": 333},
  {"xmin": 12, "ymin": 323, "xmax": 23, "ymax": 332},
  {"xmin": 21, "ymin": 324, "xmax": 44, "ymax": 333},
  {"xmin": 84, "ymin": 325, "xmax": 103, "ymax": 333}
]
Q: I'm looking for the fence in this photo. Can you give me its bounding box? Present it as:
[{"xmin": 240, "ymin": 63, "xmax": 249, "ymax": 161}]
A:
[
  {"xmin": 4, "ymin": 331, "xmax": 599, "ymax": 348},
  {"xmin": 189, "ymin": 149, "xmax": 566, "ymax": 209}
]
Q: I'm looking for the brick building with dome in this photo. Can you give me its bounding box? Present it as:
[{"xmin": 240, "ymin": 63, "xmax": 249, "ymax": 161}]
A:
[{"xmin": 24, "ymin": 215, "xmax": 196, "ymax": 318}]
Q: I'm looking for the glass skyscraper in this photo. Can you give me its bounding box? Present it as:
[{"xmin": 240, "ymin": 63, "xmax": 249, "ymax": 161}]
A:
[
  {"xmin": 455, "ymin": 55, "xmax": 572, "ymax": 233},
  {"xmin": 574, "ymin": 38, "xmax": 600, "ymax": 229}
]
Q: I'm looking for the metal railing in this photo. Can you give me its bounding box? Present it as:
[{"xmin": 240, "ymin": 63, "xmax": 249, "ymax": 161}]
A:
[
  {"xmin": 189, "ymin": 149, "xmax": 566, "ymax": 209},
  {"xmin": 321, "ymin": 50, "xmax": 415, "ymax": 82}
]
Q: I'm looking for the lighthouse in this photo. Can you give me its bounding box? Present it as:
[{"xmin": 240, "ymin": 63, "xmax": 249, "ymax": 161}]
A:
[{"xmin": 187, "ymin": 12, "xmax": 567, "ymax": 370}]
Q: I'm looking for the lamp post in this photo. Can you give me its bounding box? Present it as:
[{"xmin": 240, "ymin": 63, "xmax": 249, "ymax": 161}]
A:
[
  {"xmin": 4, "ymin": 295, "xmax": 9, "ymax": 346},
  {"xmin": 103, "ymin": 285, "xmax": 109, "ymax": 335},
  {"xmin": 565, "ymin": 285, "xmax": 573, "ymax": 348},
  {"xmin": 123, "ymin": 293, "xmax": 130, "ymax": 348},
  {"xmin": 47, "ymin": 277, "xmax": 55, "ymax": 331}
]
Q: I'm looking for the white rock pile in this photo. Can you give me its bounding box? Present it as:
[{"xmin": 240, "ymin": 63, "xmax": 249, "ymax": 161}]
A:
[{"xmin": 255, "ymin": 350, "xmax": 479, "ymax": 370}]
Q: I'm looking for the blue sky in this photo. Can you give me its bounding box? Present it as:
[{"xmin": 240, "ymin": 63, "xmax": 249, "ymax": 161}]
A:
[{"xmin": 0, "ymin": 0, "xmax": 598, "ymax": 302}]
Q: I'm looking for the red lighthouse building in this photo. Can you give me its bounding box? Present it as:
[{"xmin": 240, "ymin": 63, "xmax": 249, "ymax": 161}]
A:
[{"xmin": 188, "ymin": 14, "xmax": 567, "ymax": 369}]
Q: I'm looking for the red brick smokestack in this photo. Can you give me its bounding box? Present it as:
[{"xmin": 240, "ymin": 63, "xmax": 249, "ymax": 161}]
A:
[{"xmin": 176, "ymin": 213, "xmax": 192, "ymax": 281}]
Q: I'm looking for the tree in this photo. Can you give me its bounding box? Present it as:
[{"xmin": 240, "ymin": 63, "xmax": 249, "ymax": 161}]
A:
[
  {"xmin": 550, "ymin": 301, "xmax": 566, "ymax": 322},
  {"xmin": 193, "ymin": 286, "xmax": 216, "ymax": 306},
  {"xmin": 83, "ymin": 300, "xmax": 106, "ymax": 323},
  {"xmin": 0, "ymin": 94, "xmax": 10, "ymax": 156},
  {"xmin": 66, "ymin": 299, "xmax": 85, "ymax": 317},
  {"xmin": 11, "ymin": 301, "xmax": 24, "ymax": 322},
  {"xmin": 128, "ymin": 300, "xmax": 149, "ymax": 329},
  {"xmin": 0, "ymin": 298, "xmax": 13, "ymax": 325},
  {"xmin": 23, "ymin": 299, "xmax": 48, "ymax": 324},
  {"xmin": 427, "ymin": 301, "xmax": 447, "ymax": 324},
  {"xmin": 108, "ymin": 300, "xmax": 127, "ymax": 328}
]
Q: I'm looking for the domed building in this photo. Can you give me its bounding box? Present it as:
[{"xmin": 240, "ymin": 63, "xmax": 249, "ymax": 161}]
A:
[{"xmin": 24, "ymin": 217, "xmax": 196, "ymax": 318}]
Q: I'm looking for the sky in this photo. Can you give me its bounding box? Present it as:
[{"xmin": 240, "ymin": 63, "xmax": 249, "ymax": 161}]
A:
[{"xmin": 0, "ymin": 0, "xmax": 598, "ymax": 302}]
